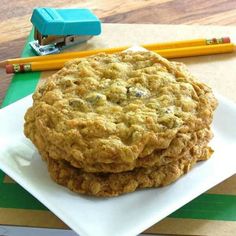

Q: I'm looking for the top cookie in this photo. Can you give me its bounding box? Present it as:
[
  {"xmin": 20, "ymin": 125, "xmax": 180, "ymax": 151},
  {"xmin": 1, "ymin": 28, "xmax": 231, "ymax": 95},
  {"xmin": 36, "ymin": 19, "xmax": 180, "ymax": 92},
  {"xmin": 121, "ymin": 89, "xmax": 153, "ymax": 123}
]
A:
[{"xmin": 24, "ymin": 51, "xmax": 217, "ymax": 172}]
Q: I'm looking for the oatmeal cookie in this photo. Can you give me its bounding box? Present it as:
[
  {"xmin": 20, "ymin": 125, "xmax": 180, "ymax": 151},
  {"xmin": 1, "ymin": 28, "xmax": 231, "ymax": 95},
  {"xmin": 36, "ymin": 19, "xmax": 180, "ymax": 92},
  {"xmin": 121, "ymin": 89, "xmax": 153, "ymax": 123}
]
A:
[
  {"xmin": 24, "ymin": 51, "xmax": 217, "ymax": 172},
  {"xmin": 46, "ymin": 145, "xmax": 213, "ymax": 197},
  {"xmin": 34, "ymin": 127, "xmax": 212, "ymax": 173}
]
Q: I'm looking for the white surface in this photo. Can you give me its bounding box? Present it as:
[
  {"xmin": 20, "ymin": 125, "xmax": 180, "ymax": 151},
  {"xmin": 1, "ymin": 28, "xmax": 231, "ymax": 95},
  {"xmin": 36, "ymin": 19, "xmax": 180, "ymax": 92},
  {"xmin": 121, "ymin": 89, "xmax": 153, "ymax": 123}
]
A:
[{"xmin": 0, "ymin": 94, "xmax": 236, "ymax": 236}]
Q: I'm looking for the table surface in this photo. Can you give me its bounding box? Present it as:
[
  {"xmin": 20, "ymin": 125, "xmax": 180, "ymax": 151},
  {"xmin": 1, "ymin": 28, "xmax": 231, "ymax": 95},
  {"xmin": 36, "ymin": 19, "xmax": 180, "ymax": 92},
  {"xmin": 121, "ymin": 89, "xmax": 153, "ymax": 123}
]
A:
[{"xmin": 0, "ymin": 0, "xmax": 236, "ymax": 104}]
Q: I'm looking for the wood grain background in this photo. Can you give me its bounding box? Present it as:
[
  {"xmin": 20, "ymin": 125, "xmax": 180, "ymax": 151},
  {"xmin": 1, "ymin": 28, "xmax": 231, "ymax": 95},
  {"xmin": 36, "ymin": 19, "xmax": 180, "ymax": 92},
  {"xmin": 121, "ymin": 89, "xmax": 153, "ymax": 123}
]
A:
[{"xmin": 1, "ymin": 0, "xmax": 236, "ymax": 105}]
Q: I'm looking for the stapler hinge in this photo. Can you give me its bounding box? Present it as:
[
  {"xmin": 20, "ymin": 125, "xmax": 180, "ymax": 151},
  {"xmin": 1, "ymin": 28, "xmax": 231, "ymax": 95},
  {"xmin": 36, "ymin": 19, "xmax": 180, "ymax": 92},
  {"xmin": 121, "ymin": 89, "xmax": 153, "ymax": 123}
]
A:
[{"xmin": 30, "ymin": 30, "xmax": 92, "ymax": 55}]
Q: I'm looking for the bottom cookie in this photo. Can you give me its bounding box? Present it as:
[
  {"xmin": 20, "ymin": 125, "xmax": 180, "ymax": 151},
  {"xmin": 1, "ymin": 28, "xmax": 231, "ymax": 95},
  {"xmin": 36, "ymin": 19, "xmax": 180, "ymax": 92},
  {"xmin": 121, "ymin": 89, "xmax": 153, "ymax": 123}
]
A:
[{"xmin": 46, "ymin": 146, "xmax": 213, "ymax": 197}]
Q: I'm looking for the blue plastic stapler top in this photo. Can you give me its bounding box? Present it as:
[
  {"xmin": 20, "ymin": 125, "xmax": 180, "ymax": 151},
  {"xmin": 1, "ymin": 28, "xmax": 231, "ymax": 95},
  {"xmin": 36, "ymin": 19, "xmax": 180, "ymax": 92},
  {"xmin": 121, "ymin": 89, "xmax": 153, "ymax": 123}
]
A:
[{"xmin": 31, "ymin": 8, "xmax": 101, "ymax": 36}]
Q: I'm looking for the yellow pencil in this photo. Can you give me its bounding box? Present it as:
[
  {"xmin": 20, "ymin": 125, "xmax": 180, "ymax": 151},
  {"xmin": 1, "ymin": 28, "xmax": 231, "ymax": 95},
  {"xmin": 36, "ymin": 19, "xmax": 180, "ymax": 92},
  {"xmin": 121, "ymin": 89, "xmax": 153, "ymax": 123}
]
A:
[
  {"xmin": 5, "ymin": 43, "xmax": 235, "ymax": 73},
  {"xmin": 0, "ymin": 37, "xmax": 230, "ymax": 67}
]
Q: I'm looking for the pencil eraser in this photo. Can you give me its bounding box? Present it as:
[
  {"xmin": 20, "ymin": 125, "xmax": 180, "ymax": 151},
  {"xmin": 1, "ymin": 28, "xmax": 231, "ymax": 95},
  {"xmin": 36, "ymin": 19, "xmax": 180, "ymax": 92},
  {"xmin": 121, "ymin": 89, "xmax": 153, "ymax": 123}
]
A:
[
  {"xmin": 223, "ymin": 37, "xmax": 231, "ymax": 43},
  {"xmin": 5, "ymin": 64, "xmax": 14, "ymax": 74}
]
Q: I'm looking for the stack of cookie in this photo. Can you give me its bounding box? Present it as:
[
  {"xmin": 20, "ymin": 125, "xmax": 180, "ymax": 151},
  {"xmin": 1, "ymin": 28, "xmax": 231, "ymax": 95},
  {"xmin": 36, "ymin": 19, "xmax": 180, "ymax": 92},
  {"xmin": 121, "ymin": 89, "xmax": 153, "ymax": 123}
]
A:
[{"xmin": 24, "ymin": 51, "xmax": 217, "ymax": 197}]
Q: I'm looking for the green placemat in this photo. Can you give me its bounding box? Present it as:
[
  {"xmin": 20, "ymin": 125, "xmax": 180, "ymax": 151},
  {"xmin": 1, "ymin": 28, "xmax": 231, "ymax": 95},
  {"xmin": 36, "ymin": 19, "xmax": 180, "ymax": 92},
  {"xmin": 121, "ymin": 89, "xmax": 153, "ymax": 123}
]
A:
[{"xmin": 0, "ymin": 31, "xmax": 236, "ymax": 224}]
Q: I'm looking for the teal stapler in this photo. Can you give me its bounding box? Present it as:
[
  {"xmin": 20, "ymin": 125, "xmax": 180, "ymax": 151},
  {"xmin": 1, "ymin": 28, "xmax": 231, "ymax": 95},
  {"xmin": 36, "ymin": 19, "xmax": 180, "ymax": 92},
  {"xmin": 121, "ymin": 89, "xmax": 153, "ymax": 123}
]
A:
[{"xmin": 29, "ymin": 8, "xmax": 101, "ymax": 55}]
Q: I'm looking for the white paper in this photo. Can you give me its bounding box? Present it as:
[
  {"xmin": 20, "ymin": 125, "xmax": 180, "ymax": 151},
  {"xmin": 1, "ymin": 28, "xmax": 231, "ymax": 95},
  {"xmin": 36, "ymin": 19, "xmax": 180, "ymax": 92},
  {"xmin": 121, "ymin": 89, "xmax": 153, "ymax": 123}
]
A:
[{"xmin": 0, "ymin": 93, "xmax": 236, "ymax": 236}]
